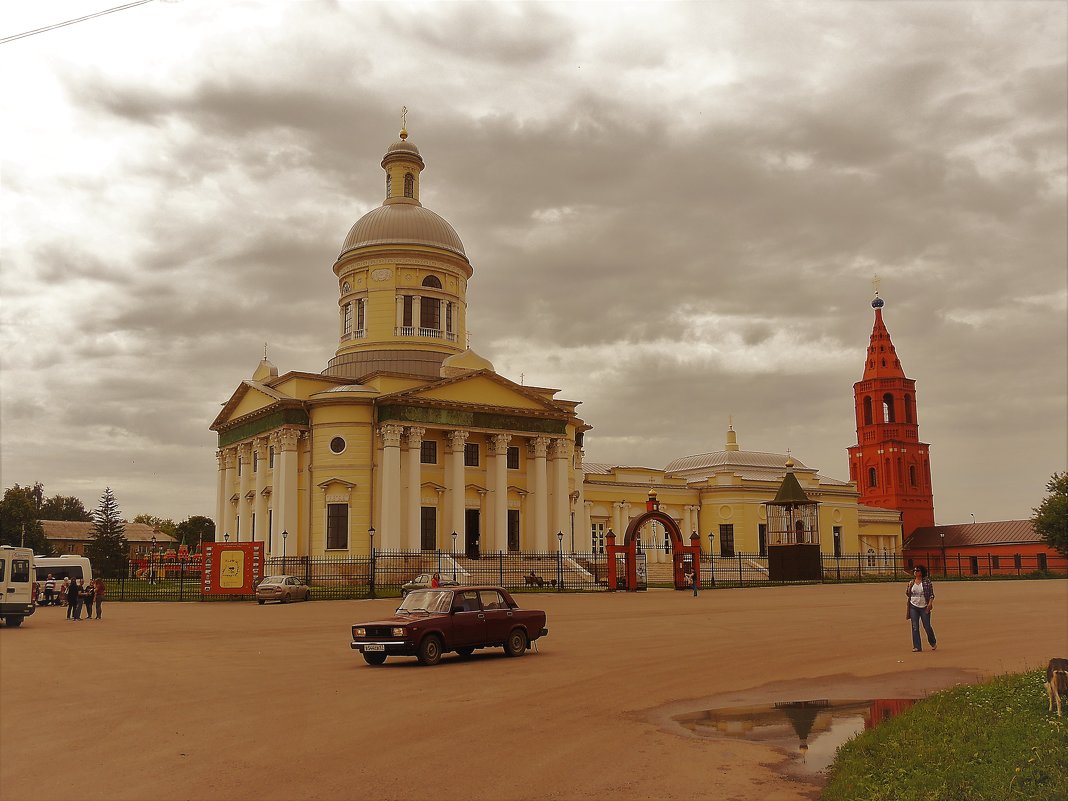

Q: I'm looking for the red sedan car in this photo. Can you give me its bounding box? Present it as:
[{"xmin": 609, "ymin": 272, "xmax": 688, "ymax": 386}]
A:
[{"xmin": 350, "ymin": 586, "xmax": 548, "ymax": 666}]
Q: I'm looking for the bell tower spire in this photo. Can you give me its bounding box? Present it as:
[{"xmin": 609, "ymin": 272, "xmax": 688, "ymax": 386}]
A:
[{"xmin": 847, "ymin": 288, "xmax": 935, "ymax": 537}]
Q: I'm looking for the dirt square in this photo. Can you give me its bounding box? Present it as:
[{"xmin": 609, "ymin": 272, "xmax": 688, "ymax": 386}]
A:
[{"xmin": 3, "ymin": 580, "xmax": 1065, "ymax": 801}]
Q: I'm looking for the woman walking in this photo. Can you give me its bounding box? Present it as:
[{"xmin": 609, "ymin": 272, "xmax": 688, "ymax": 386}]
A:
[{"xmin": 905, "ymin": 565, "xmax": 937, "ymax": 652}]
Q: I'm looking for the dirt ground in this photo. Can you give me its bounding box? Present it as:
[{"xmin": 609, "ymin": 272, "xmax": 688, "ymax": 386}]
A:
[{"xmin": 3, "ymin": 580, "xmax": 1066, "ymax": 801}]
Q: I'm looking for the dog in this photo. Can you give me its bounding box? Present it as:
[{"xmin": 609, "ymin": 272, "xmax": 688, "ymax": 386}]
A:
[{"xmin": 1045, "ymin": 658, "xmax": 1068, "ymax": 716}]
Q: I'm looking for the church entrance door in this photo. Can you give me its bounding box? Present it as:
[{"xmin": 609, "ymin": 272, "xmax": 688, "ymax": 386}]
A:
[{"xmin": 464, "ymin": 509, "xmax": 481, "ymax": 559}]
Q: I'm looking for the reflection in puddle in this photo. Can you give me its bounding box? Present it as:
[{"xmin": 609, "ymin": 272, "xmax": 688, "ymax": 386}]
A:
[{"xmin": 673, "ymin": 699, "xmax": 916, "ymax": 774}]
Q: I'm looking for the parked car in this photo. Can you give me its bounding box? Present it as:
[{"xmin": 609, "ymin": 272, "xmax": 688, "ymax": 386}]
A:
[
  {"xmin": 255, "ymin": 575, "xmax": 311, "ymax": 604},
  {"xmin": 400, "ymin": 573, "xmax": 458, "ymax": 597},
  {"xmin": 350, "ymin": 586, "xmax": 548, "ymax": 666}
]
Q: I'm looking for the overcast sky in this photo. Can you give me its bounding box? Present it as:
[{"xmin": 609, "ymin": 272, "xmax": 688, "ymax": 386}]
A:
[{"xmin": 2, "ymin": 0, "xmax": 1065, "ymax": 526}]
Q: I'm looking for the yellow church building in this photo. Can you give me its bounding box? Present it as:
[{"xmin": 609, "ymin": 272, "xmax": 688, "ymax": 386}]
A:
[{"xmin": 210, "ymin": 127, "xmax": 902, "ymax": 567}]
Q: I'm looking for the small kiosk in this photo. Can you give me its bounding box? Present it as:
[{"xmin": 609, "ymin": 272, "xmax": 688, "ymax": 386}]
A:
[{"xmin": 765, "ymin": 459, "xmax": 822, "ymax": 581}]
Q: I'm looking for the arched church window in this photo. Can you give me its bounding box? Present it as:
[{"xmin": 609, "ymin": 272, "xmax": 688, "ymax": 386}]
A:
[
  {"xmin": 863, "ymin": 396, "xmax": 873, "ymax": 426},
  {"xmin": 342, "ymin": 281, "xmax": 350, "ymax": 294},
  {"xmin": 421, "ymin": 275, "xmax": 442, "ymax": 289},
  {"xmin": 868, "ymin": 467, "xmax": 877, "ymax": 488},
  {"xmin": 909, "ymin": 465, "xmax": 917, "ymax": 487},
  {"xmin": 904, "ymin": 394, "xmax": 913, "ymax": 423},
  {"xmin": 404, "ymin": 173, "xmax": 414, "ymax": 198},
  {"xmin": 882, "ymin": 393, "xmax": 895, "ymax": 423}
]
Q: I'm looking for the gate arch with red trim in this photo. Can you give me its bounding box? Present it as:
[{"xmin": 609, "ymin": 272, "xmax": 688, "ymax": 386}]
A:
[{"xmin": 606, "ymin": 492, "xmax": 702, "ymax": 592}]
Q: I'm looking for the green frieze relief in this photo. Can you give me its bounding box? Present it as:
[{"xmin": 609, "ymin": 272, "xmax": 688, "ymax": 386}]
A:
[
  {"xmin": 218, "ymin": 408, "xmax": 309, "ymax": 447},
  {"xmin": 377, "ymin": 404, "xmax": 566, "ymax": 435}
]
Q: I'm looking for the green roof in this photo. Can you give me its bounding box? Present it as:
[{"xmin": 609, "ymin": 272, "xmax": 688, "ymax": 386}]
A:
[{"xmin": 771, "ymin": 471, "xmax": 813, "ymax": 505}]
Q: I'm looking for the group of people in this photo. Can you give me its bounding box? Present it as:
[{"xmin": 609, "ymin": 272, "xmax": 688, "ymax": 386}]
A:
[{"xmin": 37, "ymin": 575, "xmax": 106, "ymax": 620}]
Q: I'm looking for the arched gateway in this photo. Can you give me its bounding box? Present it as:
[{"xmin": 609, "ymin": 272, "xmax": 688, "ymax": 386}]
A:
[{"xmin": 606, "ymin": 491, "xmax": 702, "ymax": 592}]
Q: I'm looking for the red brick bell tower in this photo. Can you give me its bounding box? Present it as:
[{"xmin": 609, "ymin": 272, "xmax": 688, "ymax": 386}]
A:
[{"xmin": 847, "ymin": 290, "xmax": 935, "ymax": 537}]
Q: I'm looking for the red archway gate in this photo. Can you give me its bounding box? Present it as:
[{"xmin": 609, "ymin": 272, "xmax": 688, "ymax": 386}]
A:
[{"xmin": 606, "ymin": 492, "xmax": 701, "ymax": 592}]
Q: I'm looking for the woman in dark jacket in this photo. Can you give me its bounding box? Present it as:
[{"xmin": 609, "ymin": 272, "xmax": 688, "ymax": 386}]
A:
[
  {"xmin": 81, "ymin": 580, "xmax": 95, "ymax": 621},
  {"xmin": 905, "ymin": 565, "xmax": 937, "ymax": 652},
  {"xmin": 69, "ymin": 579, "xmax": 82, "ymax": 620}
]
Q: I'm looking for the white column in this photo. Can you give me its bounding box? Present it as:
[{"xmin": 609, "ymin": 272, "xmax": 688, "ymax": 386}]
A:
[
  {"xmin": 396, "ymin": 295, "xmax": 404, "ymax": 330},
  {"xmin": 550, "ymin": 438, "xmax": 569, "ymax": 551},
  {"xmin": 412, "ymin": 294, "xmax": 421, "ymax": 332},
  {"xmin": 438, "ymin": 298, "xmax": 446, "ymax": 334},
  {"xmin": 447, "ymin": 430, "xmax": 469, "ymax": 542},
  {"xmin": 237, "ymin": 442, "xmax": 252, "ymax": 542},
  {"xmin": 253, "ymin": 437, "xmax": 268, "ymax": 544},
  {"xmin": 491, "ymin": 434, "xmax": 511, "ymax": 553},
  {"xmin": 215, "ymin": 450, "xmax": 226, "ymax": 544},
  {"xmin": 583, "ymin": 501, "xmax": 594, "ymax": 552},
  {"xmin": 273, "ymin": 429, "xmax": 300, "ymax": 554},
  {"xmin": 529, "ymin": 436, "xmax": 550, "ymax": 552},
  {"xmin": 405, "ymin": 426, "xmax": 425, "ymax": 551},
  {"xmin": 223, "ymin": 449, "xmax": 238, "ymax": 538},
  {"xmin": 379, "ymin": 424, "xmax": 404, "ymax": 550}
]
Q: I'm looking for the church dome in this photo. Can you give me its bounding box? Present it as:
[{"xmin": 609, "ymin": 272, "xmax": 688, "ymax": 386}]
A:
[{"xmin": 339, "ymin": 203, "xmax": 467, "ymax": 258}]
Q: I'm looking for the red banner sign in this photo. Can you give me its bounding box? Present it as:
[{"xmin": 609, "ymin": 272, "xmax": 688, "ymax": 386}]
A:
[{"xmin": 201, "ymin": 542, "xmax": 264, "ymax": 595}]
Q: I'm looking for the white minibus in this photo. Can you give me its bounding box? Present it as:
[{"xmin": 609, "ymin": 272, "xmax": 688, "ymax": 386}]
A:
[{"xmin": 1, "ymin": 545, "xmax": 37, "ymax": 627}]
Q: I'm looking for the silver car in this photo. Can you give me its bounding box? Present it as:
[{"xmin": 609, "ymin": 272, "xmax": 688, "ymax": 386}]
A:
[
  {"xmin": 255, "ymin": 575, "xmax": 311, "ymax": 604},
  {"xmin": 400, "ymin": 573, "xmax": 458, "ymax": 597}
]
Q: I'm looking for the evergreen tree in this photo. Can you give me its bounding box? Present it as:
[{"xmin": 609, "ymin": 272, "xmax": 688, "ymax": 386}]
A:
[
  {"xmin": 40, "ymin": 494, "xmax": 93, "ymax": 521},
  {"xmin": 1032, "ymin": 472, "xmax": 1068, "ymax": 559},
  {"xmin": 0, "ymin": 483, "xmax": 53, "ymax": 554},
  {"xmin": 86, "ymin": 487, "xmax": 129, "ymax": 578}
]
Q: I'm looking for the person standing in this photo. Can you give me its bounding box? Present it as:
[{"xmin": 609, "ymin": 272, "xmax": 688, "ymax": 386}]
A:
[
  {"xmin": 690, "ymin": 568, "xmax": 700, "ymax": 597},
  {"xmin": 905, "ymin": 565, "xmax": 937, "ymax": 652},
  {"xmin": 430, "ymin": 573, "xmax": 440, "ymax": 588},
  {"xmin": 92, "ymin": 577, "xmax": 106, "ymax": 619},
  {"xmin": 81, "ymin": 580, "xmax": 95, "ymax": 621},
  {"xmin": 69, "ymin": 579, "xmax": 82, "ymax": 620},
  {"xmin": 44, "ymin": 574, "xmax": 56, "ymax": 606}
]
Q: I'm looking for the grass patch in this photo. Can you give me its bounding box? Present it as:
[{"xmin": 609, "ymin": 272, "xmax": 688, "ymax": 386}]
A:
[{"xmin": 822, "ymin": 670, "xmax": 1068, "ymax": 800}]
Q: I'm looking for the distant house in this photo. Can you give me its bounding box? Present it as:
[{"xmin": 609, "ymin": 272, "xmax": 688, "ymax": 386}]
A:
[
  {"xmin": 40, "ymin": 521, "xmax": 177, "ymax": 560},
  {"xmin": 903, "ymin": 520, "xmax": 1066, "ymax": 576}
]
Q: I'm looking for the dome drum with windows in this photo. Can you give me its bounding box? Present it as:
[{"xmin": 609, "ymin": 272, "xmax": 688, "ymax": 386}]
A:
[{"xmin": 328, "ymin": 127, "xmax": 473, "ymax": 381}]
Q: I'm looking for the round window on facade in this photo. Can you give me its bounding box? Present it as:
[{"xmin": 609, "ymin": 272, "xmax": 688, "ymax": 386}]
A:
[{"xmin": 329, "ymin": 437, "xmax": 346, "ymax": 454}]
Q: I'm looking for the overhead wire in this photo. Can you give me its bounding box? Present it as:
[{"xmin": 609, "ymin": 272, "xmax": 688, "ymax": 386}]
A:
[{"xmin": 0, "ymin": 0, "xmax": 156, "ymax": 46}]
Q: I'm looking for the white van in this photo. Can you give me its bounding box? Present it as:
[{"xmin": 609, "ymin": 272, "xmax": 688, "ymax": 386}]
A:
[
  {"xmin": 33, "ymin": 556, "xmax": 93, "ymax": 606},
  {"xmin": 1, "ymin": 545, "xmax": 37, "ymax": 627}
]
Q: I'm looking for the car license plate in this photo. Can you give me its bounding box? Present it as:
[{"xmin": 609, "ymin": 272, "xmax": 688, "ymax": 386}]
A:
[{"xmin": 364, "ymin": 644, "xmax": 385, "ymax": 652}]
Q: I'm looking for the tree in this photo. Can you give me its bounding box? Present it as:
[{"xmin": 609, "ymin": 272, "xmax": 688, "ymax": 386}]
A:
[
  {"xmin": 1032, "ymin": 471, "xmax": 1068, "ymax": 559},
  {"xmin": 40, "ymin": 494, "xmax": 92, "ymax": 521},
  {"xmin": 0, "ymin": 483, "xmax": 53, "ymax": 554},
  {"xmin": 132, "ymin": 514, "xmax": 177, "ymax": 538},
  {"xmin": 174, "ymin": 515, "xmax": 215, "ymax": 549},
  {"xmin": 85, "ymin": 487, "xmax": 129, "ymax": 578}
]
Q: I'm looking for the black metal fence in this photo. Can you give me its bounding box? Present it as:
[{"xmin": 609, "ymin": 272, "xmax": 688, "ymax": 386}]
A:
[{"xmin": 93, "ymin": 549, "xmax": 1064, "ymax": 601}]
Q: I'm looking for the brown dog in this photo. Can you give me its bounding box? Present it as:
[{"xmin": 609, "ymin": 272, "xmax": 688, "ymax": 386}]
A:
[{"xmin": 1045, "ymin": 658, "xmax": 1068, "ymax": 716}]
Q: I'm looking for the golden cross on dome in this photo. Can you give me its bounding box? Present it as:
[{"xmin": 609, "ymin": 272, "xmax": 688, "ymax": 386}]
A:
[
  {"xmin": 466, "ymin": 330, "xmax": 472, "ymax": 349},
  {"xmin": 872, "ymin": 273, "xmax": 881, "ymax": 295},
  {"xmin": 263, "ymin": 342, "xmax": 268, "ymax": 360},
  {"xmin": 401, "ymin": 106, "xmax": 408, "ymax": 129}
]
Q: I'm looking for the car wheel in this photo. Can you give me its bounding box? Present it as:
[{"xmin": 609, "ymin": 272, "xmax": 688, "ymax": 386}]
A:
[
  {"xmin": 456, "ymin": 647, "xmax": 475, "ymax": 658},
  {"xmin": 362, "ymin": 651, "xmax": 387, "ymax": 666},
  {"xmin": 417, "ymin": 635, "xmax": 443, "ymax": 666},
  {"xmin": 400, "ymin": 589, "xmax": 407, "ymax": 598},
  {"xmin": 304, "ymin": 591, "xmax": 311, "ymax": 601},
  {"xmin": 281, "ymin": 595, "xmax": 288, "ymax": 604},
  {"xmin": 257, "ymin": 599, "xmax": 265, "ymax": 605},
  {"xmin": 504, "ymin": 628, "xmax": 527, "ymax": 658},
  {"xmin": 5, "ymin": 616, "xmax": 23, "ymax": 628}
]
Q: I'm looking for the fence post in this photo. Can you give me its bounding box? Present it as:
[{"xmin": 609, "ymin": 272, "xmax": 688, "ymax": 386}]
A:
[
  {"xmin": 709, "ymin": 551, "xmax": 716, "ymax": 588},
  {"xmin": 369, "ymin": 548, "xmax": 376, "ymax": 599},
  {"xmin": 957, "ymin": 553, "xmax": 962, "ymax": 577},
  {"xmin": 498, "ymin": 551, "xmax": 504, "ymax": 586},
  {"xmin": 179, "ymin": 560, "xmax": 184, "ymax": 602},
  {"xmin": 737, "ymin": 554, "xmax": 743, "ymax": 586}
]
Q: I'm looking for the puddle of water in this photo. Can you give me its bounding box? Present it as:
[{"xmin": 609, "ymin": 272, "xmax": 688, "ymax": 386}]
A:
[{"xmin": 672, "ymin": 698, "xmax": 916, "ymax": 774}]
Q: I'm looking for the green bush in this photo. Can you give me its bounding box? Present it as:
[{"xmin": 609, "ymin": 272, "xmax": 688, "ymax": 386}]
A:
[{"xmin": 822, "ymin": 670, "xmax": 1068, "ymax": 801}]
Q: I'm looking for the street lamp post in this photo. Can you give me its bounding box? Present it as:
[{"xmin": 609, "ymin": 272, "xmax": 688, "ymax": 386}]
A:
[
  {"xmin": 939, "ymin": 530, "xmax": 947, "ymax": 577},
  {"xmin": 224, "ymin": 533, "xmax": 230, "ymax": 543},
  {"xmin": 706, "ymin": 532, "xmax": 716, "ymax": 587},
  {"xmin": 150, "ymin": 535, "xmax": 157, "ymax": 584},
  {"xmin": 557, "ymin": 531, "xmax": 564, "ymax": 590},
  {"xmin": 368, "ymin": 527, "xmax": 376, "ymax": 599},
  {"xmin": 451, "ymin": 531, "xmax": 458, "ymax": 580},
  {"xmin": 282, "ymin": 529, "xmax": 288, "ymax": 562}
]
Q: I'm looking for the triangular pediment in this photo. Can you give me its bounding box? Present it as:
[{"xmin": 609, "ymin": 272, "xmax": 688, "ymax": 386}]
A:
[
  {"xmin": 212, "ymin": 381, "xmax": 292, "ymax": 430},
  {"xmin": 380, "ymin": 370, "xmax": 568, "ymax": 415}
]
